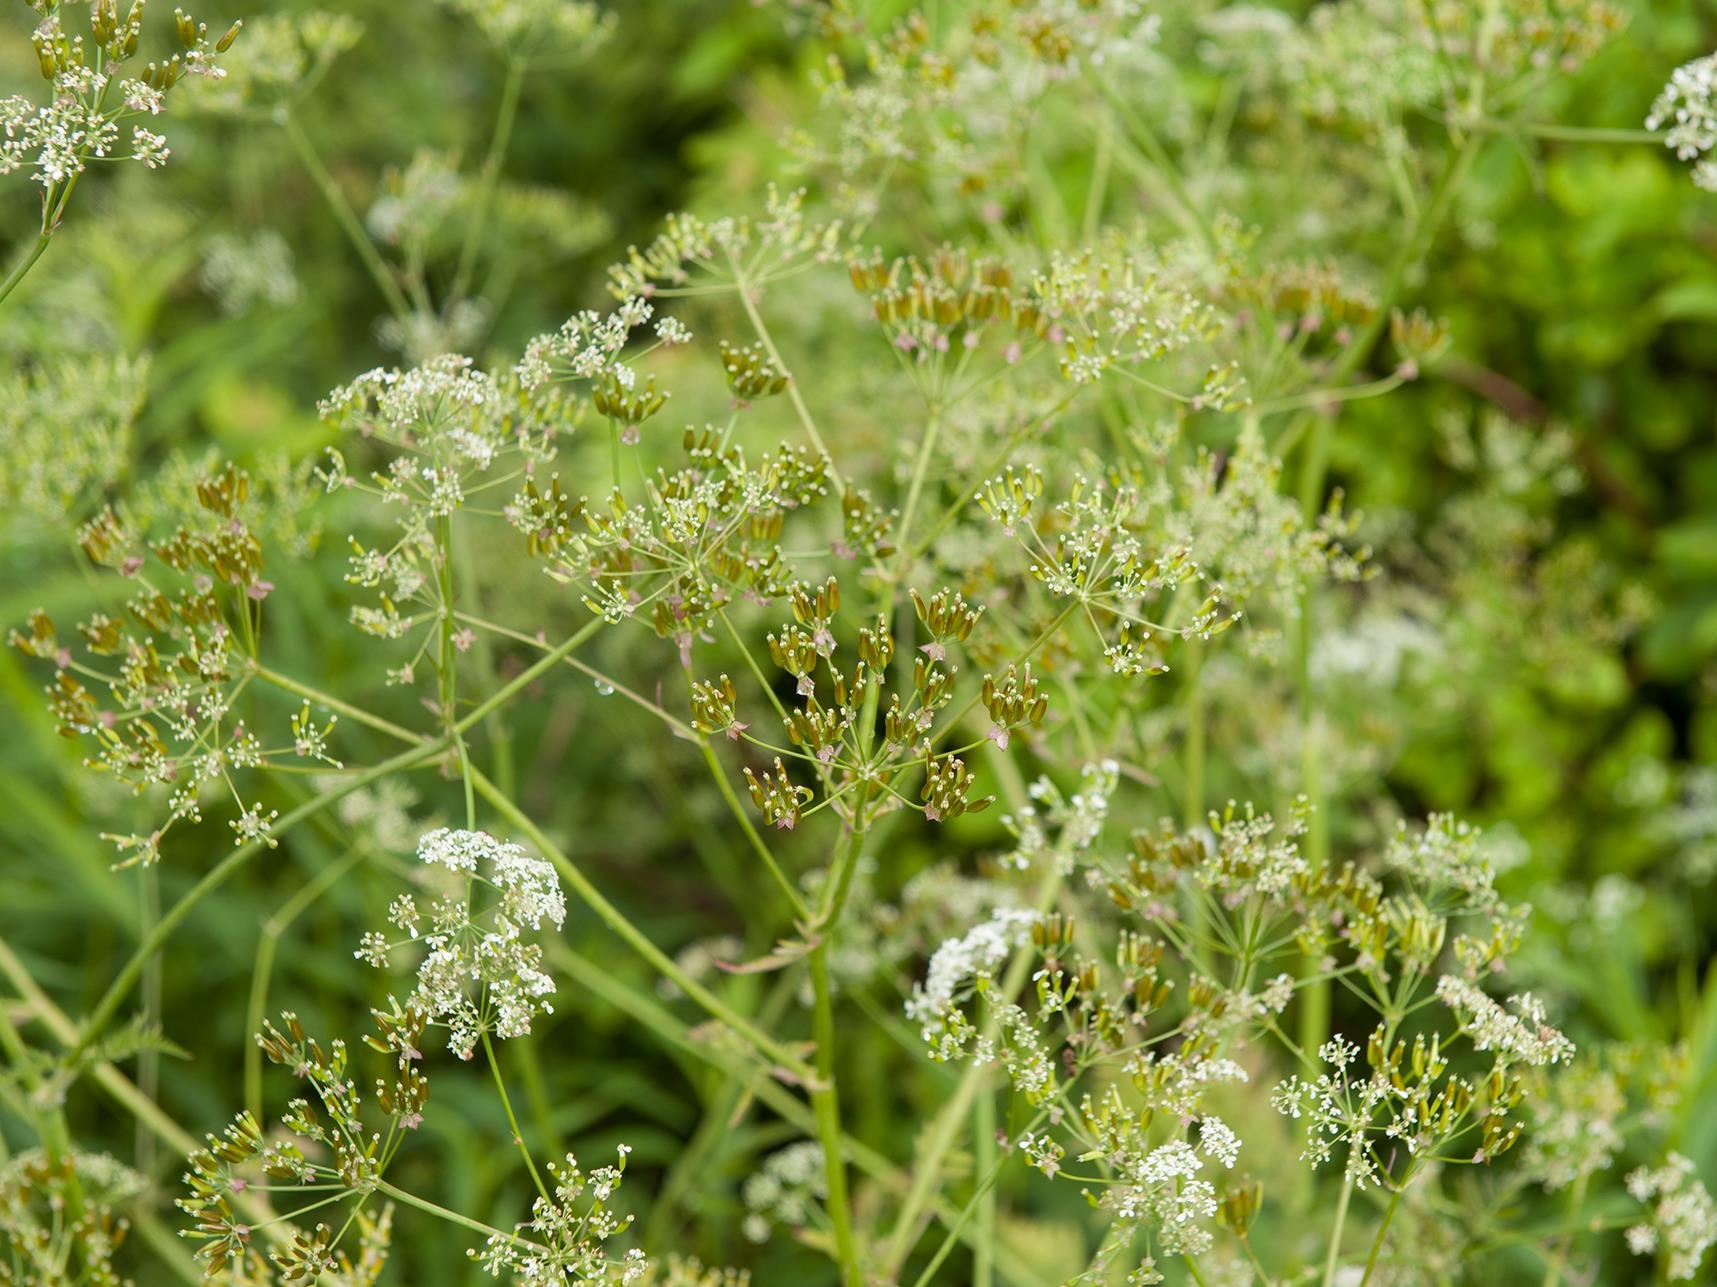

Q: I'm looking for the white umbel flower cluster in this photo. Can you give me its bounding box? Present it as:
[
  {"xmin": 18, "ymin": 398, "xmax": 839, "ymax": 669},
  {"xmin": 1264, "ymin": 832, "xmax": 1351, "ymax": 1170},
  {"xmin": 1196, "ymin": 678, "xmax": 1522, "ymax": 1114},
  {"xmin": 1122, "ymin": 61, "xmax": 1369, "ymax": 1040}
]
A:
[
  {"xmin": 741, "ymin": 1141, "xmax": 827, "ymax": 1244},
  {"xmin": 1385, "ymin": 813, "xmax": 1496, "ymax": 906},
  {"xmin": 994, "ymin": 760, "xmax": 1122, "ymax": 872},
  {"xmin": 904, "ymin": 907, "xmax": 1039, "ymax": 1022},
  {"xmin": 1626, "ymin": 1153, "xmax": 1717, "ymax": 1281},
  {"xmin": 359, "ymin": 827, "xmax": 566, "ymax": 1060},
  {"xmin": 1648, "ymin": 53, "xmax": 1717, "ymax": 191},
  {"xmin": 0, "ymin": 70, "xmax": 175, "ymax": 186},
  {"xmin": 1106, "ymin": 1139, "xmax": 1218, "ymax": 1256},
  {"xmin": 515, "ymin": 297, "xmax": 656, "ymax": 390},
  {"xmin": 473, "ymin": 1146, "xmax": 646, "ymax": 1285},
  {"xmin": 320, "ymin": 356, "xmax": 498, "ymax": 466},
  {"xmin": 1435, "ymin": 976, "xmax": 1575, "ymax": 1067},
  {"xmin": 1125, "ymin": 1050, "xmax": 1250, "ymax": 1118},
  {"xmin": 418, "ymin": 825, "xmax": 505, "ymax": 873},
  {"xmin": 1271, "ymin": 1035, "xmax": 1395, "ymax": 1188}
]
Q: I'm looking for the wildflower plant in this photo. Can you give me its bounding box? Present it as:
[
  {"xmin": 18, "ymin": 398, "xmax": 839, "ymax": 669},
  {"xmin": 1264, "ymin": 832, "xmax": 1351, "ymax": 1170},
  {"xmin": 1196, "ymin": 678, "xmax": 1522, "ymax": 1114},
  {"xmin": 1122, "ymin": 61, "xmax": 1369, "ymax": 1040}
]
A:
[
  {"xmin": 0, "ymin": 0, "xmax": 240, "ymax": 304},
  {"xmin": 359, "ymin": 827, "xmax": 566, "ymax": 1061},
  {"xmin": 0, "ymin": 1, "xmax": 1712, "ymax": 1286}
]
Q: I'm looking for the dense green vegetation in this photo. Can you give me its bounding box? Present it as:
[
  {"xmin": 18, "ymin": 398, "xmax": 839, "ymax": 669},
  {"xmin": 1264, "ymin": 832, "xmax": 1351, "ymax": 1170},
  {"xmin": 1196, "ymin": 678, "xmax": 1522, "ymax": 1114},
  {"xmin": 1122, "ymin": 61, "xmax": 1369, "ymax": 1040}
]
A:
[{"xmin": 1, "ymin": 2, "xmax": 1714, "ymax": 1284}]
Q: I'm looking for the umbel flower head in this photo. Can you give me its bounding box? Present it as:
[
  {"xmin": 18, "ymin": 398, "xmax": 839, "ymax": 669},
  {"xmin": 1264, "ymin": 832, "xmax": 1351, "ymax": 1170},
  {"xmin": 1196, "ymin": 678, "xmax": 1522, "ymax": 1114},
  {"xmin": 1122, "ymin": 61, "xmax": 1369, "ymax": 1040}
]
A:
[
  {"xmin": 358, "ymin": 827, "xmax": 567, "ymax": 1059},
  {"xmin": 1648, "ymin": 53, "xmax": 1717, "ymax": 191}
]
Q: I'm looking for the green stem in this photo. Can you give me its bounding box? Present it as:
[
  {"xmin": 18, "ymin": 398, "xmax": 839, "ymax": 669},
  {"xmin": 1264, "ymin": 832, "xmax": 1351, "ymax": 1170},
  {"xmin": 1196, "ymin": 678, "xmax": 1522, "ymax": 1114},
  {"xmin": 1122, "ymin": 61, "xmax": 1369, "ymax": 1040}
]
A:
[
  {"xmin": 470, "ymin": 769, "xmax": 812, "ymax": 1079},
  {"xmin": 1329, "ymin": 134, "xmax": 1483, "ymax": 385},
  {"xmin": 716, "ymin": 606, "xmax": 797, "ymax": 735},
  {"xmin": 0, "ymin": 232, "xmax": 52, "ymax": 310},
  {"xmin": 482, "ymin": 1031, "xmax": 551, "ymax": 1203},
  {"xmin": 608, "ymin": 419, "xmax": 623, "ymax": 499},
  {"xmin": 253, "ymin": 664, "xmax": 423, "ymax": 744},
  {"xmin": 132, "ymin": 1212, "xmax": 205, "ymax": 1284},
  {"xmin": 436, "ymin": 515, "xmax": 477, "ymax": 828},
  {"xmin": 881, "ymin": 864, "xmax": 1062, "ymax": 1276},
  {"xmin": 282, "ymin": 112, "xmax": 414, "ymax": 324},
  {"xmin": 646, "ymin": 973, "xmax": 797, "ymax": 1244},
  {"xmin": 909, "ymin": 1121, "xmax": 1025, "ymax": 1287},
  {"xmin": 1538, "ymin": 1171, "xmax": 1590, "ymax": 1287},
  {"xmin": 459, "ymin": 617, "xmax": 606, "ymax": 730},
  {"xmin": 1323, "ymin": 1170, "xmax": 1355, "ymax": 1287},
  {"xmin": 0, "ymin": 936, "xmax": 294, "ymax": 1247},
  {"xmin": 1238, "ymin": 1234, "xmax": 1273, "ymax": 1285},
  {"xmin": 972, "ymin": 1086, "xmax": 997, "ymax": 1287},
  {"xmin": 698, "ymin": 738, "xmax": 810, "ymax": 918},
  {"xmin": 513, "ymin": 1033, "xmax": 563, "ymax": 1166},
  {"xmin": 1293, "ymin": 135, "xmax": 1481, "ymax": 1057},
  {"xmin": 374, "ymin": 1178, "xmax": 531, "ymax": 1247},
  {"xmin": 1294, "ymin": 588, "xmax": 1330, "ymax": 1059},
  {"xmin": 1359, "ymin": 1183, "xmax": 1406, "ymax": 1287},
  {"xmin": 70, "ymin": 737, "xmax": 444, "ymax": 1061},
  {"xmin": 454, "ymin": 611, "xmax": 695, "ymax": 738},
  {"xmin": 806, "ymin": 811, "xmax": 870, "ymax": 1285},
  {"xmin": 137, "ymin": 862, "xmax": 161, "ymax": 1173},
  {"xmin": 1089, "ymin": 73, "xmax": 1216, "ymax": 253},
  {"xmin": 549, "ymin": 943, "xmax": 1044, "ymax": 1286},
  {"xmin": 456, "ymin": 614, "xmax": 803, "ymax": 919},
  {"xmin": 0, "ymin": 998, "xmax": 87, "ymax": 1234},
  {"xmin": 730, "ymin": 255, "xmax": 843, "ymax": 489},
  {"xmin": 452, "ymin": 54, "xmax": 525, "ymax": 303},
  {"xmin": 1082, "ymin": 109, "xmax": 1113, "ymax": 244},
  {"xmin": 905, "ymin": 390, "xmax": 1080, "ymax": 561},
  {"xmin": 1469, "ymin": 118, "xmax": 1658, "ymax": 144},
  {"xmin": 245, "ymin": 847, "xmax": 368, "ymax": 1121},
  {"xmin": 451, "ymin": 524, "xmax": 518, "ymax": 802},
  {"xmin": 896, "ymin": 405, "xmax": 944, "ymax": 556},
  {"xmin": 1183, "ymin": 636, "xmax": 1205, "ymax": 829}
]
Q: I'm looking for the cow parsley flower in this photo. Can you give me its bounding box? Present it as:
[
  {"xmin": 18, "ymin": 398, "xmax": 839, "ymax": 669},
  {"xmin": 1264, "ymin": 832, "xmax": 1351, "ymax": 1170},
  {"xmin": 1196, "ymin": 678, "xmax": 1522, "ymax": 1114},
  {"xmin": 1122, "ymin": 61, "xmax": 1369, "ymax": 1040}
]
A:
[
  {"xmin": 442, "ymin": 0, "xmax": 613, "ymax": 59},
  {"xmin": 360, "ymin": 828, "xmax": 567, "ymax": 1059},
  {"xmin": 1626, "ymin": 1153, "xmax": 1717, "ymax": 1281},
  {"xmin": 1647, "ymin": 54, "xmax": 1717, "ymax": 191},
  {"xmin": 473, "ymin": 1146, "xmax": 645, "ymax": 1284},
  {"xmin": 1435, "ymin": 976, "xmax": 1575, "ymax": 1067},
  {"xmin": 1127, "ymin": 1051, "xmax": 1250, "ymax": 1119},
  {"xmin": 1385, "ymin": 813, "xmax": 1497, "ymax": 907},
  {"xmin": 905, "ymin": 907, "xmax": 1039, "ymax": 1022},
  {"xmin": 1198, "ymin": 1117, "xmax": 1242, "ymax": 1168},
  {"xmin": 741, "ymin": 1142, "xmax": 827, "ymax": 1244},
  {"xmin": 1108, "ymin": 1140, "xmax": 1218, "ymax": 1256},
  {"xmin": 516, "ymin": 297, "xmax": 653, "ymax": 390}
]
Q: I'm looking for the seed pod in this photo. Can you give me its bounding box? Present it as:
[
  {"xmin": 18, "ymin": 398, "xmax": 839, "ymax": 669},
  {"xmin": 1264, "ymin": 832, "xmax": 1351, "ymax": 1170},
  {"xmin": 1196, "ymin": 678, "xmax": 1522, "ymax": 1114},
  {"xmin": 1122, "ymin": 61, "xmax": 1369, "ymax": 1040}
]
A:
[
  {"xmin": 784, "ymin": 703, "xmax": 846, "ymax": 763},
  {"xmin": 743, "ymin": 758, "xmax": 811, "ymax": 830},
  {"xmin": 789, "ymin": 576, "xmax": 840, "ymax": 627},
  {"xmin": 858, "ymin": 615, "xmax": 893, "ymax": 671},
  {"xmin": 1032, "ymin": 912, "xmax": 1076, "ymax": 950},
  {"xmin": 841, "ymin": 487, "xmax": 896, "ymax": 558},
  {"xmin": 767, "ymin": 624, "xmax": 820, "ymax": 694},
  {"xmin": 32, "ymin": 29, "xmax": 62, "ymax": 79},
  {"xmin": 910, "ymin": 586, "xmax": 983, "ymax": 644},
  {"xmin": 1219, "ymin": 1179, "xmax": 1264, "ymax": 1235},
  {"xmin": 719, "ymin": 339, "xmax": 789, "ymax": 401},
  {"xmin": 981, "ymin": 662, "xmax": 1049, "ymax": 747},
  {"xmin": 592, "ymin": 370, "xmax": 667, "ymax": 425},
  {"xmin": 978, "ymin": 465, "xmax": 1042, "ymax": 532},
  {"xmin": 921, "ymin": 751, "xmax": 991, "ymax": 822},
  {"xmin": 690, "ymin": 674, "xmax": 742, "ymax": 739},
  {"xmin": 92, "ymin": 0, "xmax": 118, "ymax": 45}
]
